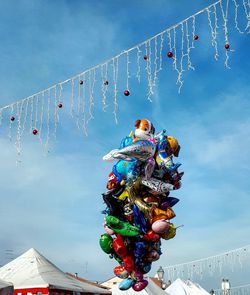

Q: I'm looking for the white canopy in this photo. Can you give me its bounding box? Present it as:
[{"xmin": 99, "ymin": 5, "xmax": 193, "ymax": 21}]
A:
[
  {"xmin": 112, "ymin": 278, "xmax": 167, "ymax": 295},
  {"xmin": 165, "ymin": 278, "xmax": 210, "ymax": 295},
  {"xmin": 0, "ymin": 278, "xmax": 13, "ymax": 295},
  {"xmin": 0, "ymin": 248, "xmax": 110, "ymax": 294}
]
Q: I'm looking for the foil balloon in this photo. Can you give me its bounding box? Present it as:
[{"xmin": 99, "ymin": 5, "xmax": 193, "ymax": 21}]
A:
[
  {"xmin": 160, "ymin": 196, "xmax": 180, "ymax": 210},
  {"xmin": 132, "ymin": 204, "xmax": 148, "ymax": 234},
  {"xmin": 112, "ymin": 159, "xmax": 140, "ymax": 183},
  {"xmin": 100, "ymin": 119, "xmax": 184, "ymax": 292},
  {"xmin": 151, "ymin": 219, "xmax": 170, "ymax": 234},
  {"xmin": 144, "ymin": 157, "xmax": 155, "ymax": 180},
  {"xmin": 143, "ymin": 230, "xmax": 161, "ymax": 242},
  {"xmin": 112, "ymin": 234, "xmax": 128, "ymax": 258},
  {"xmin": 105, "ymin": 215, "xmax": 141, "ymax": 237},
  {"xmin": 103, "ymin": 222, "xmax": 115, "ymax": 235},
  {"xmin": 132, "ymin": 279, "xmax": 148, "ymax": 292},
  {"xmin": 119, "ymin": 278, "xmax": 135, "ymax": 290},
  {"xmin": 141, "ymin": 176, "xmax": 174, "ymax": 193},
  {"xmin": 114, "ymin": 265, "xmax": 129, "ymax": 279},
  {"xmin": 102, "ymin": 190, "xmax": 125, "ymax": 217},
  {"xmin": 103, "ymin": 140, "xmax": 156, "ymax": 162},
  {"xmin": 99, "ymin": 234, "xmax": 113, "ymax": 254}
]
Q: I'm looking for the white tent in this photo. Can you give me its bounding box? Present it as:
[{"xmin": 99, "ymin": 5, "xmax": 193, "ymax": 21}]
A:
[
  {"xmin": 112, "ymin": 277, "xmax": 167, "ymax": 295},
  {"xmin": 185, "ymin": 280, "xmax": 211, "ymax": 295},
  {"xmin": 165, "ymin": 278, "xmax": 210, "ymax": 295},
  {"xmin": 0, "ymin": 278, "xmax": 13, "ymax": 295},
  {"xmin": 0, "ymin": 248, "xmax": 110, "ymax": 294}
]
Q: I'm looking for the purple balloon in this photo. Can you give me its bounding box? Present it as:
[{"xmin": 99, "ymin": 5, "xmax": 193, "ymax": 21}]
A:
[{"xmin": 160, "ymin": 197, "xmax": 179, "ymax": 210}]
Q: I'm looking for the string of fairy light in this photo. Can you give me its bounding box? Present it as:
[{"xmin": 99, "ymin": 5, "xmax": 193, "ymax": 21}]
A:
[
  {"xmin": 161, "ymin": 244, "xmax": 250, "ymax": 281},
  {"xmin": 0, "ymin": 0, "xmax": 249, "ymax": 157}
]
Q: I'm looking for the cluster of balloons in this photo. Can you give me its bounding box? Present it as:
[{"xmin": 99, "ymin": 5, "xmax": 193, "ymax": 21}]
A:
[{"xmin": 99, "ymin": 119, "xmax": 183, "ymax": 292}]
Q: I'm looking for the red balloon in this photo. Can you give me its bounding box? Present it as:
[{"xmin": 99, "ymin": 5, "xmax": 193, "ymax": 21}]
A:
[
  {"xmin": 132, "ymin": 279, "xmax": 148, "ymax": 292},
  {"xmin": 112, "ymin": 235, "xmax": 127, "ymax": 258},
  {"xmin": 142, "ymin": 230, "xmax": 160, "ymax": 242},
  {"xmin": 123, "ymin": 255, "xmax": 135, "ymax": 272},
  {"xmin": 113, "ymin": 265, "xmax": 129, "ymax": 279}
]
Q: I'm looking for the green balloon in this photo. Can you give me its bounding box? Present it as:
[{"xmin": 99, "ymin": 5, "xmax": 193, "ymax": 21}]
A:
[
  {"xmin": 99, "ymin": 233, "xmax": 113, "ymax": 254},
  {"xmin": 111, "ymin": 253, "xmax": 123, "ymax": 265},
  {"xmin": 105, "ymin": 215, "xmax": 140, "ymax": 237}
]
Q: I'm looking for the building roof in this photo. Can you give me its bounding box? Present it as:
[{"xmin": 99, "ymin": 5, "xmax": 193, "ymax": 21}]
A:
[
  {"xmin": 100, "ymin": 277, "xmax": 123, "ymax": 289},
  {"xmin": 67, "ymin": 273, "xmax": 110, "ymax": 291}
]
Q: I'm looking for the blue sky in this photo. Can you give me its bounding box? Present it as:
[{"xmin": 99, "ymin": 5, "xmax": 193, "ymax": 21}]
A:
[{"xmin": 0, "ymin": 0, "xmax": 249, "ymax": 291}]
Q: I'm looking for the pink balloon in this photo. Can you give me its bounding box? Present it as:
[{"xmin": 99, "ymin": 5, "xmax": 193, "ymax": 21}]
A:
[
  {"xmin": 146, "ymin": 250, "xmax": 160, "ymax": 262},
  {"xmin": 151, "ymin": 219, "xmax": 170, "ymax": 234},
  {"xmin": 103, "ymin": 223, "xmax": 115, "ymax": 235}
]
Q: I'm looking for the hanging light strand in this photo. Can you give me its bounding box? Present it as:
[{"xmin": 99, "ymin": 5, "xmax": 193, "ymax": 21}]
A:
[
  {"xmin": 158, "ymin": 33, "xmax": 164, "ymax": 73},
  {"xmin": 0, "ymin": 0, "xmax": 241, "ymax": 116},
  {"xmin": 185, "ymin": 20, "xmax": 195, "ymax": 71},
  {"xmin": 191, "ymin": 16, "xmax": 196, "ymax": 48},
  {"xmin": 70, "ymin": 78, "xmax": 75, "ymax": 118},
  {"xmin": 153, "ymin": 36, "xmax": 159, "ymax": 87},
  {"xmin": 8, "ymin": 103, "xmax": 15, "ymax": 142},
  {"xmin": 146, "ymin": 40, "xmax": 154, "ymax": 101},
  {"xmin": 81, "ymin": 73, "xmax": 87, "ymax": 135},
  {"xmin": 0, "ymin": 0, "xmax": 247, "ymax": 154},
  {"xmin": 163, "ymin": 244, "xmax": 250, "ymax": 282},
  {"xmin": 15, "ymin": 101, "xmax": 23, "ymax": 156},
  {"xmin": 136, "ymin": 46, "xmax": 142, "ymax": 83},
  {"xmin": 232, "ymin": 0, "xmax": 245, "ymax": 33},
  {"xmin": 112, "ymin": 57, "xmax": 119, "ymax": 124},
  {"xmin": 87, "ymin": 68, "xmax": 96, "ymax": 125},
  {"xmin": 38, "ymin": 92, "xmax": 45, "ymax": 143},
  {"xmin": 207, "ymin": 5, "xmax": 219, "ymax": 61},
  {"xmin": 45, "ymin": 89, "xmax": 51, "ymax": 154},
  {"xmin": 220, "ymin": 0, "xmax": 231, "ymax": 68},
  {"xmin": 101, "ymin": 63, "xmax": 108, "ymax": 112},
  {"xmin": 242, "ymin": 0, "xmax": 250, "ymax": 32},
  {"xmin": 126, "ymin": 51, "xmax": 130, "ymax": 91}
]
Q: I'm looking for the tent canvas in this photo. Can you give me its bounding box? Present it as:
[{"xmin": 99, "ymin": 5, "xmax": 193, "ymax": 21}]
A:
[
  {"xmin": 0, "ymin": 278, "xmax": 13, "ymax": 295},
  {"xmin": 165, "ymin": 278, "xmax": 210, "ymax": 295},
  {"xmin": 185, "ymin": 280, "xmax": 210, "ymax": 295},
  {"xmin": 112, "ymin": 278, "xmax": 167, "ymax": 295},
  {"xmin": 0, "ymin": 248, "xmax": 110, "ymax": 294}
]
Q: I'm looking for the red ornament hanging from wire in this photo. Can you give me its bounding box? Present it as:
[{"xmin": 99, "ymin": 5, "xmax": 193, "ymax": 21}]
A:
[
  {"xmin": 167, "ymin": 51, "xmax": 173, "ymax": 58},
  {"xmin": 124, "ymin": 90, "xmax": 130, "ymax": 96}
]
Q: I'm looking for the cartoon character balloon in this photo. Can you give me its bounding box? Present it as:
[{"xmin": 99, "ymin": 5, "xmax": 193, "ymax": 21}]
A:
[{"xmin": 99, "ymin": 119, "xmax": 184, "ymax": 292}]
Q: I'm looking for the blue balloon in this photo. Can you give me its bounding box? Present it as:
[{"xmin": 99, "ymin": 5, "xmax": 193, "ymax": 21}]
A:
[
  {"xmin": 119, "ymin": 278, "xmax": 135, "ymax": 290},
  {"xmin": 132, "ymin": 204, "xmax": 148, "ymax": 234},
  {"xmin": 112, "ymin": 159, "xmax": 140, "ymax": 183}
]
